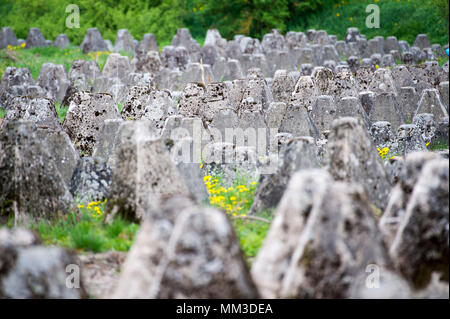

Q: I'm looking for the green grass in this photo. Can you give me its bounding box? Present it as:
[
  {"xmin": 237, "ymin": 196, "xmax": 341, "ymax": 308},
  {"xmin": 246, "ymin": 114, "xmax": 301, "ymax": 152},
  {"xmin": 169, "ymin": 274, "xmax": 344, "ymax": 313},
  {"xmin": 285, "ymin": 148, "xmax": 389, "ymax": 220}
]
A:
[
  {"xmin": 204, "ymin": 168, "xmax": 259, "ymax": 216},
  {"xmin": 431, "ymin": 140, "xmax": 449, "ymax": 151},
  {"xmin": 437, "ymin": 56, "xmax": 449, "ymax": 67},
  {"xmin": 0, "ymin": 38, "xmax": 210, "ymax": 81},
  {"xmin": 203, "ymin": 169, "xmax": 272, "ymax": 262},
  {"xmin": 0, "ymin": 46, "xmax": 111, "ymax": 80},
  {"xmin": 1, "ymin": 170, "xmax": 272, "ymax": 260},
  {"xmin": 0, "ymin": 108, "xmax": 6, "ymax": 118},
  {"xmin": 54, "ymin": 102, "xmax": 68, "ymax": 123},
  {"xmin": 30, "ymin": 202, "xmax": 139, "ymax": 253},
  {"xmin": 231, "ymin": 212, "xmax": 273, "ymax": 263},
  {"xmin": 292, "ymin": 0, "xmax": 449, "ymax": 46}
]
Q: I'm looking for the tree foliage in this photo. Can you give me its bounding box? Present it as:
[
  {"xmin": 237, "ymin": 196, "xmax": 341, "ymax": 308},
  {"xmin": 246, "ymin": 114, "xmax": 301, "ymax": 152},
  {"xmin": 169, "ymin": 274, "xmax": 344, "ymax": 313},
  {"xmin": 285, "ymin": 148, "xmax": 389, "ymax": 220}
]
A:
[
  {"xmin": 0, "ymin": 0, "xmax": 448, "ymax": 45},
  {"xmin": 0, "ymin": 0, "xmax": 183, "ymax": 45},
  {"xmin": 181, "ymin": 0, "xmax": 333, "ymax": 40}
]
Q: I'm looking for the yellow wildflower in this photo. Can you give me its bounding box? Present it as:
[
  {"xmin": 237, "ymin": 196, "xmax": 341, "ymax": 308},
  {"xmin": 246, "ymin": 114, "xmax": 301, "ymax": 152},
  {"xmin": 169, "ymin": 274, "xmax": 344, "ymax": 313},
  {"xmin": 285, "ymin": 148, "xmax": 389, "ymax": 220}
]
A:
[{"xmin": 377, "ymin": 147, "xmax": 390, "ymax": 160}]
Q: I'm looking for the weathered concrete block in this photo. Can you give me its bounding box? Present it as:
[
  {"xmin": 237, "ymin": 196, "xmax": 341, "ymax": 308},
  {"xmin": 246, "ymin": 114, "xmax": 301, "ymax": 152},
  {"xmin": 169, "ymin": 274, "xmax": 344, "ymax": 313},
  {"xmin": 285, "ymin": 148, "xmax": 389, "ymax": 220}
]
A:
[
  {"xmin": 114, "ymin": 29, "xmax": 136, "ymax": 53},
  {"xmin": 113, "ymin": 197, "xmax": 258, "ymax": 298},
  {"xmin": 381, "ymin": 54, "xmax": 395, "ymax": 68},
  {"xmin": 368, "ymin": 68, "xmax": 397, "ymax": 95},
  {"xmin": 37, "ymin": 63, "xmax": 70, "ymax": 103},
  {"xmin": 345, "ymin": 28, "xmax": 361, "ymax": 43},
  {"xmin": 2, "ymin": 96, "xmax": 61, "ymax": 130},
  {"xmin": 81, "ymin": 28, "xmax": 108, "ymax": 54},
  {"xmin": 70, "ymin": 157, "xmax": 111, "ymax": 203},
  {"xmin": 337, "ymin": 96, "xmax": 370, "ymax": 128},
  {"xmin": 280, "ymin": 179, "xmax": 389, "ymax": 298},
  {"xmin": 250, "ymin": 137, "xmax": 319, "ymax": 215},
  {"xmin": 54, "ymin": 34, "xmax": 70, "ymax": 49},
  {"xmin": 310, "ymin": 95, "xmax": 337, "ymax": 135},
  {"xmin": 169, "ymin": 137, "xmax": 209, "ymax": 203},
  {"xmin": 112, "ymin": 195, "xmax": 196, "ymax": 298},
  {"xmin": 161, "ymin": 45, "xmax": 190, "ymax": 71},
  {"xmin": 69, "ymin": 60, "xmax": 101, "ymax": 91},
  {"xmin": 102, "ymin": 53, "xmax": 132, "ymax": 84},
  {"xmin": 136, "ymin": 33, "xmax": 158, "ymax": 55},
  {"xmin": 0, "ymin": 27, "xmax": 18, "ymax": 49},
  {"xmin": 390, "ymin": 158, "xmax": 449, "ymax": 289},
  {"xmin": 355, "ymin": 67, "xmax": 374, "ymax": 91},
  {"xmin": 62, "ymin": 92, "xmax": 121, "ymax": 155},
  {"xmin": 396, "ymin": 124, "xmax": 428, "ymax": 155},
  {"xmin": 413, "ymin": 113, "xmax": 437, "ymax": 145},
  {"xmin": 131, "ymin": 50, "xmax": 163, "ymax": 75},
  {"xmin": 36, "ymin": 126, "xmax": 79, "ymax": 186},
  {"xmin": 204, "ymin": 29, "xmax": 227, "ymax": 53},
  {"xmin": 326, "ymin": 117, "xmax": 391, "ymax": 211},
  {"xmin": 253, "ymin": 169, "xmax": 389, "ymax": 298},
  {"xmin": 153, "ymin": 207, "xmax": 259, "ymax": 298},
  {"xmin": 105, "ymin": 121, "xmax": 189, "ymax": 222},
  {"xmin": 369, "ymin": 92, "xmax": 406, "ymax": 130},
  {"xmin": 384, "ymin": 36, "xmax": 401, "ymax": 53},
  {"xmin": 121, "ymin": 86, "xmax": 175, "ymax": 133},
  {"xmin": 413, "ymin": 34, "xmax": 431, "ymax": 50},
  {"xmin": 180, "ymin": 62, "xmax": 214, "ymax": 85},
  {"xmin": 92, "ymin": 119, "xmax": 123, "ymax": 168},
  {"xmin": 349, "ymin": 267, "xmax": 412, "ymax": 299},
  {"xmin": 438, "ymin": 81, "xmax": 449, "ymax": 112},
  {"xmin": 0, "ymin": 67, "xmax": 35, "ymax": 109},
  {"xmin": 369, "ymin": 121, "xmax": 396, "ymax": 149},
  {"xmin": 0, "ymin": 228, "xmax": 86, "ymax": 298},
  {"xmin": 171, "ymin": 28, "xmax": 201, "ymax": 58},
  {"xmin": 397, "ymin": 86, "xmax": 419, "ymax": 123},
  {"xmin": 332, "ymin": 71, "xmax": 359, "ymax": 101},
  {"xmin": 0, "ymin": 121, "xmax": 74, "ymax": 224},
  {"xmin": 415, "ymin": 88, "xmax": 448, "ymax": 121},
  {"xmin": 271, "ymin": 70, "xmax": 295, "ymax": 106},
  {"xmin": 380, "ymin": 152, "xmax": 440, "ymax": 246},
  {"xmin": 25, "ymin": 28, "xmax": 46, "ymax": 48}
]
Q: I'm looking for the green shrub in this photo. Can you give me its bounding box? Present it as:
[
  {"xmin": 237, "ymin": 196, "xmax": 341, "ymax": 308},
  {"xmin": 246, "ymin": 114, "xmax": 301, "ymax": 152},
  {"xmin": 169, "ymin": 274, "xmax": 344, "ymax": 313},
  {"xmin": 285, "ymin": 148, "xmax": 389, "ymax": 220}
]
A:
[
  {"xmin": 0, "ymin": 0, "xmax": 183, "ymax": 45},
  {"xmin": 71, "ymin": 222, "xmax": 106, "ymax": 252},
  {"xmin": 105, "ymin": 217, "xmax": 127, "ymax": 238},
  {"xmin": 1, "ymin": 0, "xmax": 446, "ymax": 46},
  {"xmin": 232, "ymin": 213, "xmax": 273, "ymax": 262},
  {"xmin": 291, "ymin": 0, "xmax": 448, "ymax": 45},
  {"xmin": 0, "ymin": 45, "xmax": 101, "ymax": 79},
  {"xmin": 55, "ymin": 102, "xmax": 68, "ymax": 123},
  {"xmin": 203, "ymin": 170, "xmax": 273, "ymax": 262},
  {"xmin": 28, "ymin": 201, "xmax": 139, "ymax": 253}
]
